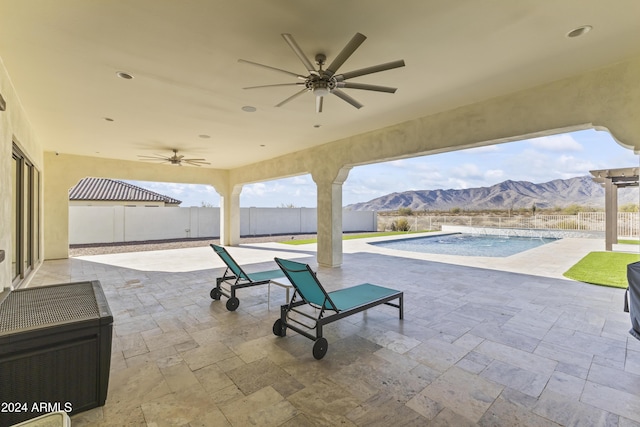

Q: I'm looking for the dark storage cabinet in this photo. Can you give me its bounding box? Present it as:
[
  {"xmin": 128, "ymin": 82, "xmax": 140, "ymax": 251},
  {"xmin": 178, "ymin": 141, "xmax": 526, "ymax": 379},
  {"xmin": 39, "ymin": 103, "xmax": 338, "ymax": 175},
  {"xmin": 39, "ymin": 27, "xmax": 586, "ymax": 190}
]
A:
[{"xmin": 0, "ymin": 281, "xmax": 113, "ymax": 425}]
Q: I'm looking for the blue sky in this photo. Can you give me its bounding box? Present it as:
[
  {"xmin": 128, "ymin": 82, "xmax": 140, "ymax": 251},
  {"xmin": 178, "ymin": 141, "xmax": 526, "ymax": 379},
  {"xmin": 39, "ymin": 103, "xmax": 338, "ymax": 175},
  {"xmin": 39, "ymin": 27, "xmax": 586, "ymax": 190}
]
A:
[{"xmin": 127, "ymin": 129, "xmax": 639, "ymax": 208}]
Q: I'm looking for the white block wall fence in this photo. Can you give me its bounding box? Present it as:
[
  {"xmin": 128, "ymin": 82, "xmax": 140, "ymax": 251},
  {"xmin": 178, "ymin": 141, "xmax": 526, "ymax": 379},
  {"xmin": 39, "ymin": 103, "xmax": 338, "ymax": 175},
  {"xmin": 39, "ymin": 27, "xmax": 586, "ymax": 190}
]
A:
[{"xmin": 69, "ymin": 206, "xmax": 377, "ymax": 245}]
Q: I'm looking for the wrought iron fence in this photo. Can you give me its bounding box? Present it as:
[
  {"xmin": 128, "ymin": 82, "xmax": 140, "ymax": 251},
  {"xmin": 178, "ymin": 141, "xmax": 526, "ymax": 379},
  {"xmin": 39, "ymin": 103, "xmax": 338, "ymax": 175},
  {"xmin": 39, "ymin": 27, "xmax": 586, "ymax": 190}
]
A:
[{"xmin": 378, "ymin": 212, "xmax": 639, "ymax": 237}]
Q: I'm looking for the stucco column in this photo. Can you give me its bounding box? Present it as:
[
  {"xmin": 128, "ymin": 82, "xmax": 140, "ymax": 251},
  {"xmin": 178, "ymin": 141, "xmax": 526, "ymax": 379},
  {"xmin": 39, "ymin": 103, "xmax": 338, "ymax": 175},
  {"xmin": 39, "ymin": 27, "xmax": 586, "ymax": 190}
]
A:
[
  {"xmin": 43, "ymin": 152, "xmax": 78, "ymax": 260},
  {"xmin": 313, "ymin": 166, "xmax": 352, "ymax": 268},
  {"xmin": 219, "ymin": 184, "xmax": 242, "ymax": 246},
  {"xmin": 604, "ymin": 178, "xmax": 618, "ymax": 251}
]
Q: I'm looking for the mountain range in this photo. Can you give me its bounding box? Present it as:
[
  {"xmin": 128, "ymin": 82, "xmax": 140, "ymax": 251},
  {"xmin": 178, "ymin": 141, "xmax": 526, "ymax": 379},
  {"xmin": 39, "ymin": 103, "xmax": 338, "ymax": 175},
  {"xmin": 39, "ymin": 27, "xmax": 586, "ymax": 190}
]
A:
[{"xmin": 345, "ymin": 176, "xmax": 639, "ymax": 212}]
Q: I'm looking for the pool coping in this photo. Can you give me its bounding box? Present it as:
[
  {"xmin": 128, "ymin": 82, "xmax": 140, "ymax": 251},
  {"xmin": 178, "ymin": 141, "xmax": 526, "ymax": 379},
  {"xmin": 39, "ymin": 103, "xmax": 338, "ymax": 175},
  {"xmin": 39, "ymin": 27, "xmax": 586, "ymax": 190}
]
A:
[{"xmin": 441, "ymin": 225, "xmax": 604, "ymax": 239}]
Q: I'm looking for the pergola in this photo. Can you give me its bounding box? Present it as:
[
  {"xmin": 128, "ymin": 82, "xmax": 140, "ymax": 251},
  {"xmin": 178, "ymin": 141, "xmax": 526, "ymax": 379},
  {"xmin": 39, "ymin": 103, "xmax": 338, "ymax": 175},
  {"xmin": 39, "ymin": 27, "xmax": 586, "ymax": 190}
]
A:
[{"xmin": 590, "ymin": 167, "xmax": 640, "ymax": 251}]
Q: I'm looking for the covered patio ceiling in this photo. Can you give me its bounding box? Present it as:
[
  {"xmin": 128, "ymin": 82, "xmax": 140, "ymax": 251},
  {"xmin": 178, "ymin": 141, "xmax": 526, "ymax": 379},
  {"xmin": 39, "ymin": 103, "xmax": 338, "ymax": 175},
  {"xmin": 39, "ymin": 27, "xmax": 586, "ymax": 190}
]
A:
[{"xmin": 1, "ymin": 1, "xmax": 640, "ymax": 170}]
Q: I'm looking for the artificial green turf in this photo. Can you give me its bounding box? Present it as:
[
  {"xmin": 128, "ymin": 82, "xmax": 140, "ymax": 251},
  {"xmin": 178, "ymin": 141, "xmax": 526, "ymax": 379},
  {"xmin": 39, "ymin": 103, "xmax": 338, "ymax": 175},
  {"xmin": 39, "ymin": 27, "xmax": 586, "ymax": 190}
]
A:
[
  {"xmin": 563, "ymin": 251, "xmax": 640, "ymax": 288},
  {"xmin": 619, "ymin": 239, "xmax": 640, "ymax": 245},
  {"xmin": 279, "ymin": 231, "xmax": 431, "ymax": 245}
]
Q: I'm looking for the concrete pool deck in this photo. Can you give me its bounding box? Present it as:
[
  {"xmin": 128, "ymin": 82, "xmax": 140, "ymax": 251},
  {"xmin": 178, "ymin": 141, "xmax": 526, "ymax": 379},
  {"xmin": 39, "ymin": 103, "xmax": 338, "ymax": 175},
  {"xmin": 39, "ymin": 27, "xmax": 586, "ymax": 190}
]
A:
[
  {"xmin": 59, "ymin": 232, "xmax": 629, "ymax": 280},
  {"xmin": 344, "ymin": 233, "xmax": 611, "ymax": 280}
]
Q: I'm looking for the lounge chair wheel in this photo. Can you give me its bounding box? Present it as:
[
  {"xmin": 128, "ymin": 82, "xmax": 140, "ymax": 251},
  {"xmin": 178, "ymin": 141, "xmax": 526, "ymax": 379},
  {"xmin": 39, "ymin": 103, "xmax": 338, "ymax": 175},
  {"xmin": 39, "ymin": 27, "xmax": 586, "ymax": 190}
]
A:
[
  {"xmin": 312, "ymin": 337, "xmax": 328, "ymax": 360},
  {"xmin": 210, "ymin": 288, "xmax": 221, "ymax": 300},
  {"xmin": 272, "ymin": 319, "xmax": 285, "ymax": 337},
  {"xmin": 226, "ymin": 297, "xmax": 240, "ymax": 311}
]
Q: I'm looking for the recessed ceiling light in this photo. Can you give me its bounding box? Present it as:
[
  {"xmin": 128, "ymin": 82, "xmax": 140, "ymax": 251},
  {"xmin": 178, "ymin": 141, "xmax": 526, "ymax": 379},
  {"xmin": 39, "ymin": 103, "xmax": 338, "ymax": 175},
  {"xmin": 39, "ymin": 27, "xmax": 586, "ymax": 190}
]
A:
[
  {"xmin": 260, "ymin": 144, "xmax": 265, "ymax": 147},
  {"xmin": 198, "ymin": 134, "xmax": 211, "ymax": 139},
  {"xmin": 104, "ymin": 117, "xmax": 114, "ymax": 122},
  {"xmin": 116, "ymin": 71, "xmax": 134, "ymax": 79},
  {"xmin": 242, "ymin": 106, "xmax": 257, "ymax": 112},
  {"xmin": 313, "ymin": 124, "xmax": 321, "ymax": 128},
  {"xmin": 566, "ymin": 25, "xmax": 592, "ymax": 38}
]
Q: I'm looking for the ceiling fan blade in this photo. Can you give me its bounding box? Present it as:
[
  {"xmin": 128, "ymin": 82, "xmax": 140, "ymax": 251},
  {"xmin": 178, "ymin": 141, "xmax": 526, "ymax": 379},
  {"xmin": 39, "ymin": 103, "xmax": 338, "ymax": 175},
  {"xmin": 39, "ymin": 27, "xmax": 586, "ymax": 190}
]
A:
[
  {"xmin": 281, "ymin": 33, "xmax": 316, "ymax": 74},
  {"xmin": 183, "ymin": 160, "xmax": 211, "ymax": 166},
  {"xmin": 238, "ymin": 59, "xmax": 306, "ymax": 79},
  {"xmin": 183, "ymin": 158, "xmax": 207, "ymax": 161},
  {"xmin": 243, "ymin": 82, "xmax": 305, "ymax": 90},
  {"xmin": 138, "ymin": 155, "xmax": 169, "ymax": 160},
  {"xmin": 331, "ymin": 89, "xmax": 363, "ymax": 109},
  {"xmin": 316, "ymin": 96, "xmax": 323, "ymax": 113},
  {"xmin": 337, "ymin": 82, "xmax": 397, "ymax": 93},
  {"xmin": 275, "ymin": 88, "xmax": 308, "ymax": 107},
  {"xmin": 325, "ymin": 32, "xmax": 367, "ymax": 77},
  {"xmin": 336, "ymin": 59, "xmax": 406, "ymax": 81},
  {"xmin": 138, "ymin": 158, "xmax": 168, "ymax": 162}
]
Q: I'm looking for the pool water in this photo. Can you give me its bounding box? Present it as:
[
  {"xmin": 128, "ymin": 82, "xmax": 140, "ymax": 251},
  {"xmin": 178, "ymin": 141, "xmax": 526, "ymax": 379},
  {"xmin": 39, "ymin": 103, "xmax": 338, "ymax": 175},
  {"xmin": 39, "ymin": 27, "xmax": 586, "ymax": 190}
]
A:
[{"xmin": 370, "ymin": 233, "xmax": 559, "ymax": 257}]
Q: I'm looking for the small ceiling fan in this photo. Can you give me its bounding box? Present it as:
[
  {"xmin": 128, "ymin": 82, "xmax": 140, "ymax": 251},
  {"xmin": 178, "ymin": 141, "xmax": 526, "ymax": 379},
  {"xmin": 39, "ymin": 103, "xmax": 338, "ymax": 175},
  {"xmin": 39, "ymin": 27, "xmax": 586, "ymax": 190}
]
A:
[
  {"xmin": 239, "ymin": 32, "xmax": 405, "ymax": 113},
  {"xmin": 137, "ymin": 149, "xmax": 210, "ymax": 167}
]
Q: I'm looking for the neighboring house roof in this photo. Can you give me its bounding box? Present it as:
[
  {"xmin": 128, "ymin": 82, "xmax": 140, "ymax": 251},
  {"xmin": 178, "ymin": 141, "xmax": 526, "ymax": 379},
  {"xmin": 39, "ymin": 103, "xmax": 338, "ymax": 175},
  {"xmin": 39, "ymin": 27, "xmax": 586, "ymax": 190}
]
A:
[{"xmin": 69, "ymin": 177, "xmax": 182, "ymax": 205}]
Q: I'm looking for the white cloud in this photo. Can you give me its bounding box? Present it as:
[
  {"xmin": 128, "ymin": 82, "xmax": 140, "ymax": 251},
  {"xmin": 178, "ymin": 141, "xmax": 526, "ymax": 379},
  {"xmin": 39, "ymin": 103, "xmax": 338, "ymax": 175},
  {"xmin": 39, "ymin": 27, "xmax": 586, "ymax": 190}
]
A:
[
  {"xmin": 243, "ymin": 183, "xmax": 267, "ymax": 196},
  {"xmin": 291, "ymin": 176, "xmax": 309, "ymax": 185},
  {"xmin": 463, "ymin": 145, "xmax": 501, "ymax": 154},
  {"xmin": 484, "ymin": 169, "xmax": 504, "ymax": 181},
  {"xmin": 450, "ymin": 163, "xmax": 483, "ymax": 179},
  {"xmin": 528, "ymin": 134, "xmax": 582, "ymax": 152},
  {"xmin": 389, "ymin": 159, "xmax": 407, "ymax": 168}
]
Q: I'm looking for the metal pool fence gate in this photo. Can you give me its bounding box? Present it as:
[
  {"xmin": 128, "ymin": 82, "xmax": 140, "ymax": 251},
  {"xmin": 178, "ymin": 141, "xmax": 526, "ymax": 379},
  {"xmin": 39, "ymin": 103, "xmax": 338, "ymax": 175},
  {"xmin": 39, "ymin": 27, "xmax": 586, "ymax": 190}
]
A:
[{"xmin": 379, "ymin": 212, "xmax": 639, "ymax": 238}]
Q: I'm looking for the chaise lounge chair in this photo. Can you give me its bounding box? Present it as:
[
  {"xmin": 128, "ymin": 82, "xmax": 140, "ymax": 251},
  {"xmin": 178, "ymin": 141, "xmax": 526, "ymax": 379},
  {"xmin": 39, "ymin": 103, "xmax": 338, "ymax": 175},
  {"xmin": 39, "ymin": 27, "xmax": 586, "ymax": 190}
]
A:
[
  {"xmin": 272, "ymin": 257, "xmax": 403, "ymax": 359},
  {"xmin": 210, "ymin": 244, "xmax": 286, "ymax": 311}
]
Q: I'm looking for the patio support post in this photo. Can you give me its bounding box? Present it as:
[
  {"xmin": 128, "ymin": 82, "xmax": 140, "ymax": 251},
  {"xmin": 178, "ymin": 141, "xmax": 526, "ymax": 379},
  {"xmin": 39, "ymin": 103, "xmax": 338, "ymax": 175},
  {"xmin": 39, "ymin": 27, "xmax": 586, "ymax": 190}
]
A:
[
  {"xmin": 219, "ymin": 184, "xmax": 242, "ymax": 246},
  {"xmin": 313, "ymin": 166, "xmax": 352, "ymax": 268},
  {"xmin": 43, "ymin": 152, "xmax": 80, "ymax": 260},
  {"xmin": 604, "ymin": 178, "xmax": 618, "ymax": 251}
]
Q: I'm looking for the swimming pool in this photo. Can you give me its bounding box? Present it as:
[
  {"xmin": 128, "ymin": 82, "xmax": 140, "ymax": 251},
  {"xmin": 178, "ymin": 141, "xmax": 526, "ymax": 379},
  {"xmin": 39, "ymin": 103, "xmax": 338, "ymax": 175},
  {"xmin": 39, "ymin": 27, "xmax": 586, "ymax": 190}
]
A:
[{"xmin": 370, "ymin": 233, "xmax": 559, "ymax": 257}]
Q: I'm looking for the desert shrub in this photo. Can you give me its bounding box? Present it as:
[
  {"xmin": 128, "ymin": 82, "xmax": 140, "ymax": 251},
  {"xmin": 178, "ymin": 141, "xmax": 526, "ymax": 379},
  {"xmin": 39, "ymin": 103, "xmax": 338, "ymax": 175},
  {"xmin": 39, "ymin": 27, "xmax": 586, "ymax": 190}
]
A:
[
  {"xmin": 620, "ymin": 203, "xmax": 639, "ymax": 213},
  {"xmin": 391, "ymin": 218, "xmax": 410, "ymax": 231},
  {"xmin": 557, "ymin": 220, "xmax": 578, "ymax": 229},
  {"xmin": 398, "ymin": 207, "xmax": 413, "ymax": 216}
]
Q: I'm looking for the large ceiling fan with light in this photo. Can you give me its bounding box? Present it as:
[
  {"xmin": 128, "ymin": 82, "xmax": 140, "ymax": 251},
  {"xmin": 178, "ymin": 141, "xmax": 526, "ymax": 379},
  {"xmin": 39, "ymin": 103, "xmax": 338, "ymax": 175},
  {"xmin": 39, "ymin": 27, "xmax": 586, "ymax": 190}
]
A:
[
  {"xmin": 239, "ymin": 33, "xmax": 405, "ymax": 113},
  {"xmin": 137, "ymin": 149, "xmax": 210, "ymax": 167}
]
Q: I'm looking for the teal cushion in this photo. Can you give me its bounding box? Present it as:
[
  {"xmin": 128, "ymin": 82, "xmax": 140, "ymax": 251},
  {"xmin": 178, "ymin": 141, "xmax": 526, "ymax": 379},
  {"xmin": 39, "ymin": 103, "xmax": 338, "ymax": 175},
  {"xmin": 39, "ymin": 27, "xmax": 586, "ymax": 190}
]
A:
[
  {"xmin": 246, "ymin": 269, "xmax": 286, "ymax": 282},
  {"xmin": 327, "ymin": 284, "xmax": 400, "ymax": 311}
]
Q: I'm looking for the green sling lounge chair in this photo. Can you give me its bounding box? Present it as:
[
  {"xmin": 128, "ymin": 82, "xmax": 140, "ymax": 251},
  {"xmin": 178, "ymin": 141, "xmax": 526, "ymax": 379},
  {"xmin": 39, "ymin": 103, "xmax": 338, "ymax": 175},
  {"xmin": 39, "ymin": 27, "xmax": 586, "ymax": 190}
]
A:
[
  {"xmin": 210, "ymin": 244, "xmax": 285, "ymax": 311},
  {"xmin": 272, "ymin": 257, "xmax": 403, "ymax": 359}
]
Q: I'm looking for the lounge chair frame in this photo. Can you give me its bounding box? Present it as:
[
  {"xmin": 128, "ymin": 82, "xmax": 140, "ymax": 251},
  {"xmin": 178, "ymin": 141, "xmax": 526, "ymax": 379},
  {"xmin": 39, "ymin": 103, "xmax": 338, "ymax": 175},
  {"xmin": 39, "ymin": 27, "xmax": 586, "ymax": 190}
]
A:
[
  {"xmin": 273, "ymin": 257, "xmax": 403, "ymax": 359},
  {"xmin": 210, "ymin": 244, "xmax": 284, "ymax": 311}
]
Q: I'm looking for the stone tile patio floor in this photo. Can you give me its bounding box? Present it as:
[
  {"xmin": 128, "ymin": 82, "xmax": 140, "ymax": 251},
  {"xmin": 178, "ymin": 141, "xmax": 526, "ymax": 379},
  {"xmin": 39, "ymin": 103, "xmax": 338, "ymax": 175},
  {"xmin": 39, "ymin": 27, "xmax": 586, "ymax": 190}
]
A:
[{"xmin": 28, "ymin": 237, "xmax": 640, "ymax": 426}]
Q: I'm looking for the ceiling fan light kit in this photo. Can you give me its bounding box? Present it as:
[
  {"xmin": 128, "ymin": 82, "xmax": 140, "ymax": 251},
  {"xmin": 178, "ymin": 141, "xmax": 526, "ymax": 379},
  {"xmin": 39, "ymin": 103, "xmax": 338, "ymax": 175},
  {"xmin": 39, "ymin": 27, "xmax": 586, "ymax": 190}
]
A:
[{"xmin": 240, "ymin": 32, "xmax": 405, "ymax": 113}]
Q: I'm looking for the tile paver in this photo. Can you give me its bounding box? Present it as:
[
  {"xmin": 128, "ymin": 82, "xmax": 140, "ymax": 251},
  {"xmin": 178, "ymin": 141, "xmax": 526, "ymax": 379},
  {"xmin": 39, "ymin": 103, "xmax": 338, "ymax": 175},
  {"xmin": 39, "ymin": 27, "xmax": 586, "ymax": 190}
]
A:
[{"xmin": 23, "ymin": 235, "xmax": 640, "ymax": 426}]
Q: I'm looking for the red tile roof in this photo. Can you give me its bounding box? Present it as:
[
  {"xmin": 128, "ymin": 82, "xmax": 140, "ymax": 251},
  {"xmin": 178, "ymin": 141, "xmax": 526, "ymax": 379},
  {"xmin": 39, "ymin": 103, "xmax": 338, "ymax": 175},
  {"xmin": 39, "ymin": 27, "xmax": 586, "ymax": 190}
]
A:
[{"xmin": 69, "ymin": 177, "xmax": 182, "ymax": 205}]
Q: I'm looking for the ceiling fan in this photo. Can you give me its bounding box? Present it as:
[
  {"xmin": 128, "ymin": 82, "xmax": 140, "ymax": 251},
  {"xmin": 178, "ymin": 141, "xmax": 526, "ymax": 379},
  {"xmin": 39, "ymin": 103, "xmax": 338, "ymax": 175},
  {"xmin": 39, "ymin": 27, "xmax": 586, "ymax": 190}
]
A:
[
  {"xmin": 137, "ymin": 149, "xmax": 210, "ymax": 167},
  {"xmin": 239, "ymin": 32, "xmax": 405, "ymax": 113}
]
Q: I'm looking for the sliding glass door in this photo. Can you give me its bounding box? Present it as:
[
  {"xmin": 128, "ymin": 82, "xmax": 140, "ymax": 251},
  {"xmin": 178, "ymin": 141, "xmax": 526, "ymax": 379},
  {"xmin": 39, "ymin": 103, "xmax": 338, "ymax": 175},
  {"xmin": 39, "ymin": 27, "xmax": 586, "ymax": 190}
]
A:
[
  {"xmin": 11, "ymin": 153, "xmax": 20, "ymax": 281},
  {"xmin": 11, "ymin": 144, "xmax": 40, "ymax": 286}
]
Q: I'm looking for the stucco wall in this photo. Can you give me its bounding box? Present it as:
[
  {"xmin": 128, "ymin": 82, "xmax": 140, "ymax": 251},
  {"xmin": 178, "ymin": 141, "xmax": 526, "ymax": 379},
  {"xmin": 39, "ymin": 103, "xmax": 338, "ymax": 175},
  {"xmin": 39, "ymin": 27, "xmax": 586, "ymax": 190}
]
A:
[
  {"xmin": 0, "ymin": 57, "xmax": 44, "ymax": 290},
  {"xmin": 68, "ymin": 206, "xmax": 376, "ymax": 244},
  {"xmin": 43, "ymin": 153, "xmax": 229, "ymax": 259}
]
